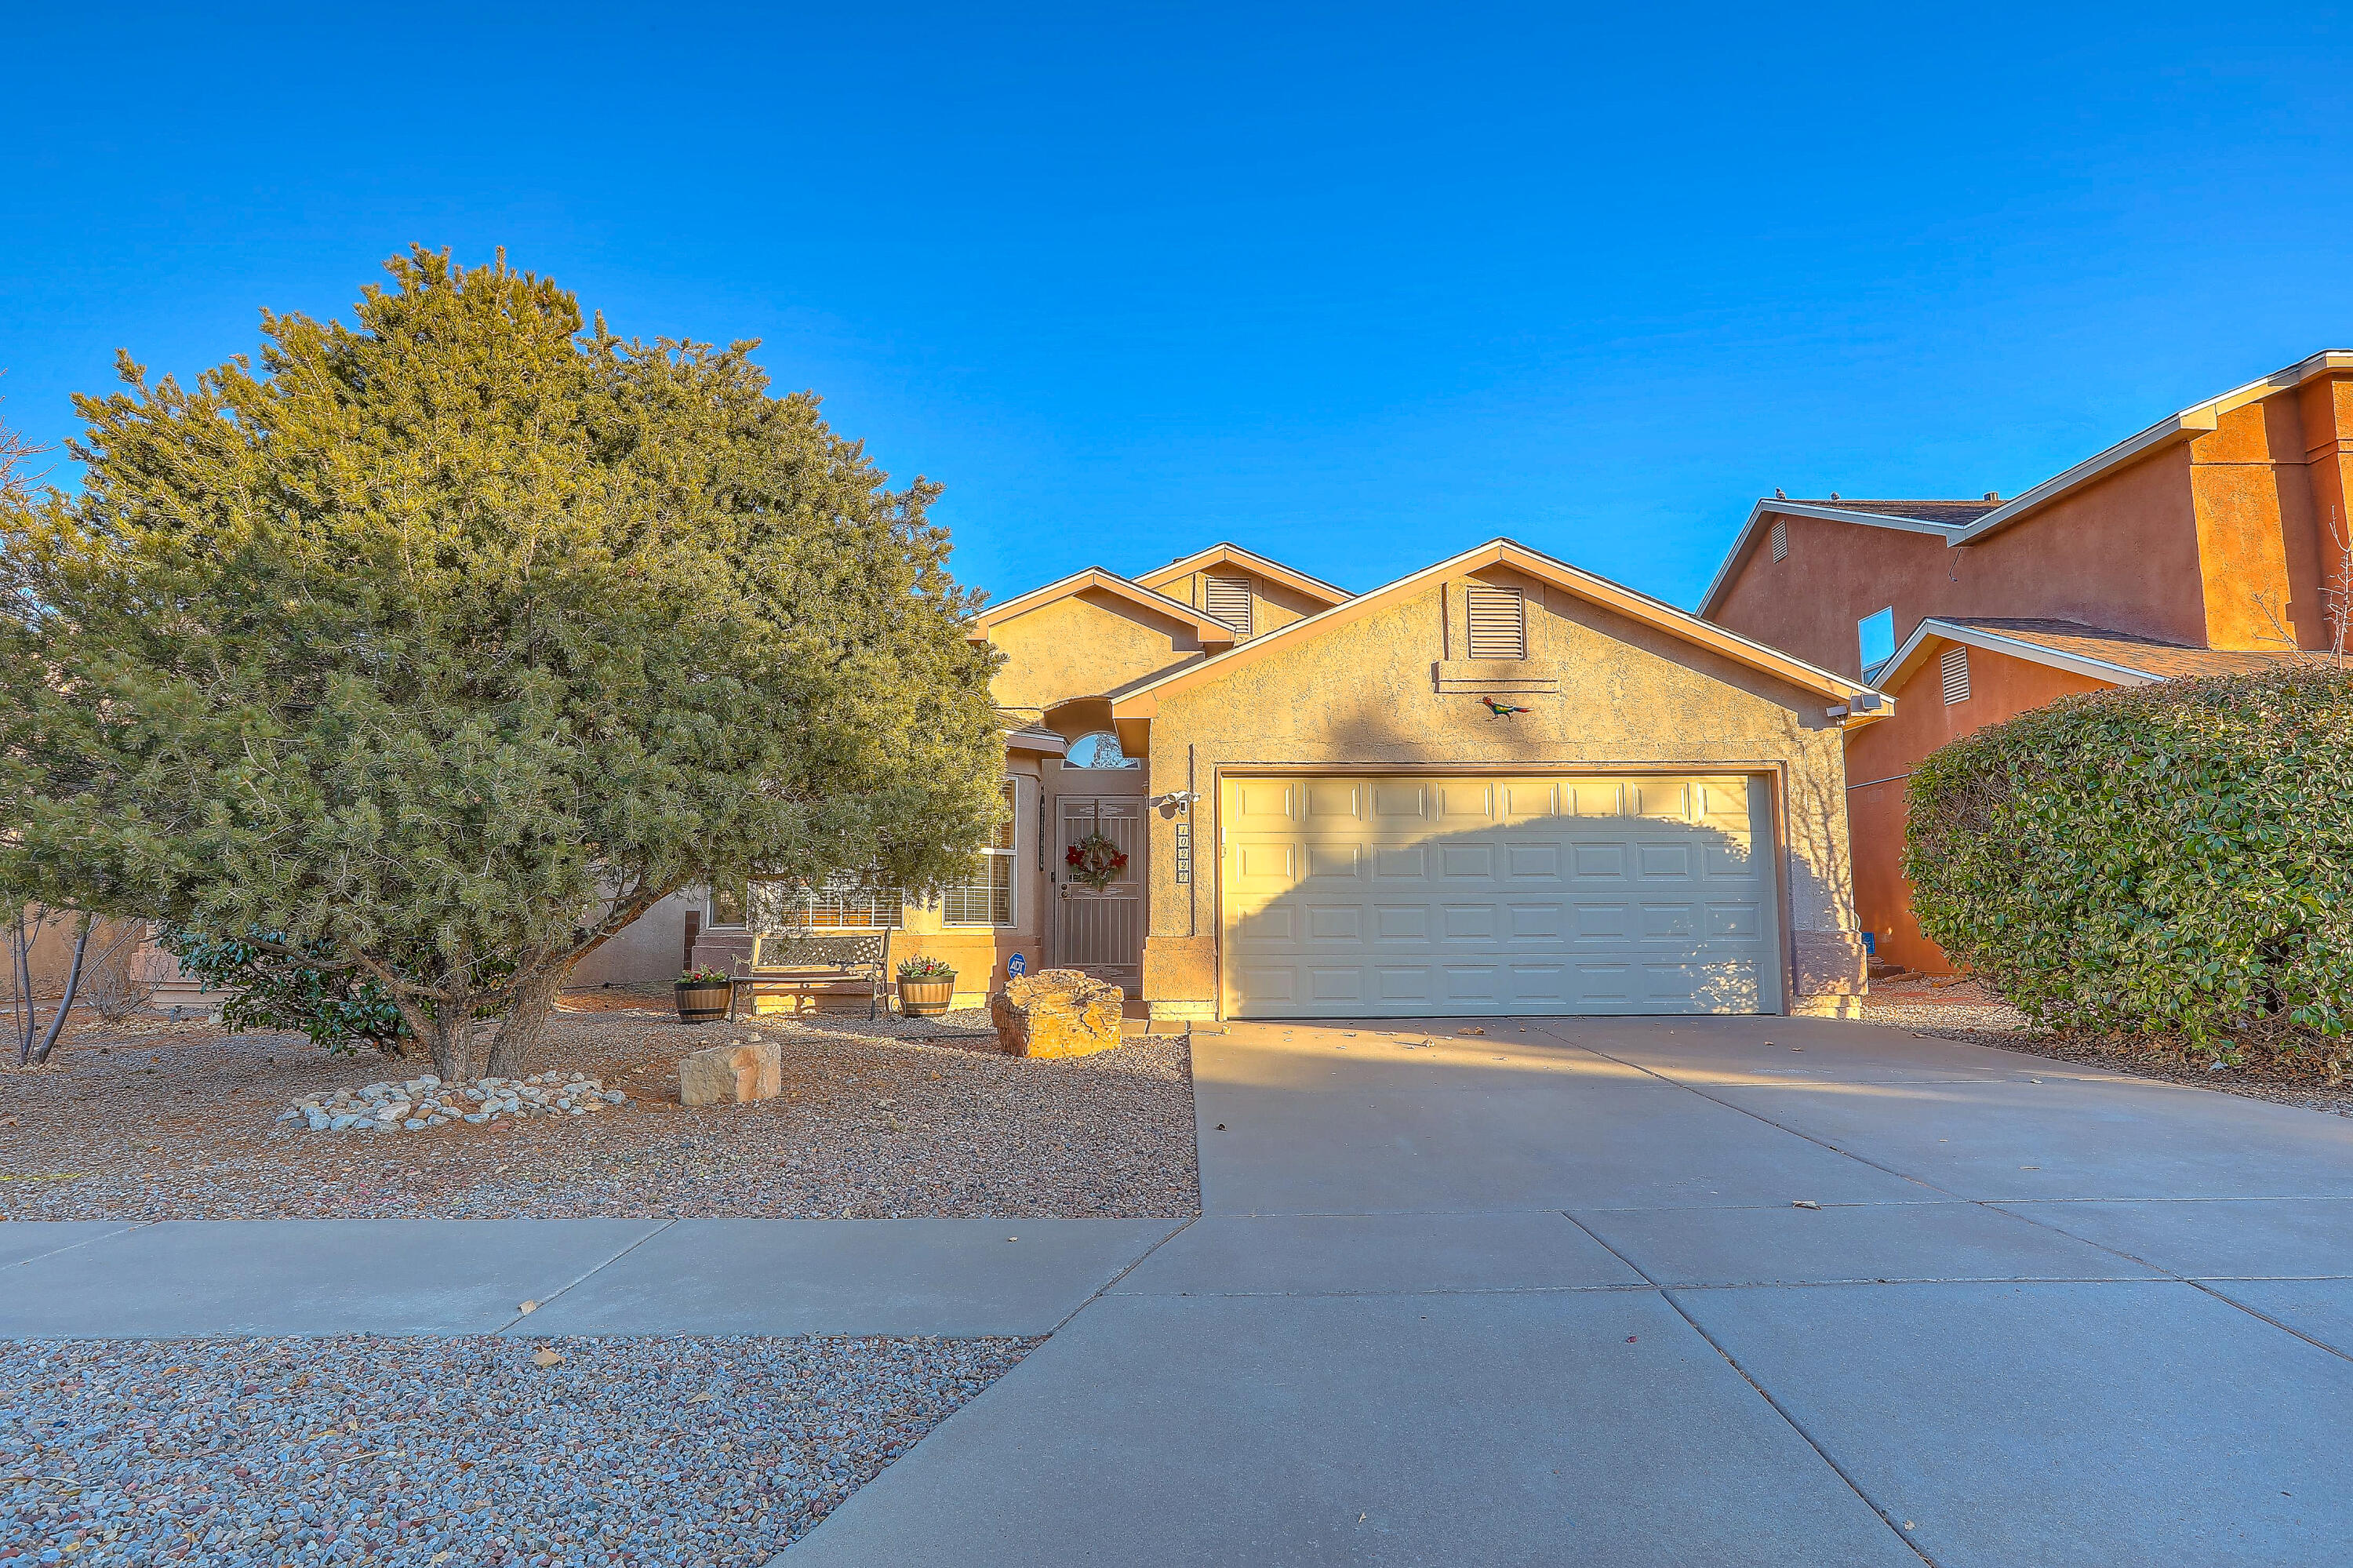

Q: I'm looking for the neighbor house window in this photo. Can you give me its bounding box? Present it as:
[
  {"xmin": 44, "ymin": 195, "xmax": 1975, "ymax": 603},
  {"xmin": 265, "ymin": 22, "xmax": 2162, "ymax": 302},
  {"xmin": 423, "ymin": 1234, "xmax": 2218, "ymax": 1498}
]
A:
[
  {"xmin": 707, "ymin": 883, "xmax": 747, "ymax": 928},
  {"xmin": 1770, "ymin": 519, "xmax": 1789, "ymax": 562},
  {"xmin": 1465, "ymin": 585, "xmax": 1527, "ymax": 660},
  {"xmin": 942, "ymin": 780, "xmax": 1018, "ymax": 926},
  {"xmin": 1857, "ymin": 607, "xmax": 1895, "ymax": 675},
  {"xmin": 746, "ymin": 875, "xmax": 904, "ymax": 931},
  {"xmin": 1064, "ymin": 730, "xmax": 1140, "ymax": 769},
  {"xmin": 1204, "ymin": 575, "xmax": 1254, "ymax": 635},
  {"xmin": 1941, "ymin": 646, "xmax": 1972, "ymax": 705}
]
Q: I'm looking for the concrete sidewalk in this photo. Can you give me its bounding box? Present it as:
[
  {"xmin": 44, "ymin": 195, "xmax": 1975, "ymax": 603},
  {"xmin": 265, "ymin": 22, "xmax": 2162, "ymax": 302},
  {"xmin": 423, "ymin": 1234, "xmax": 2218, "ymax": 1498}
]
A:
[
  {"xmin": 0, "ymin": 1216, "xmax": 1183, "ymax": 1337},
  {"xmin": 785, "ymin": 1017, "xmax": 2353, "ymax": 1568}
]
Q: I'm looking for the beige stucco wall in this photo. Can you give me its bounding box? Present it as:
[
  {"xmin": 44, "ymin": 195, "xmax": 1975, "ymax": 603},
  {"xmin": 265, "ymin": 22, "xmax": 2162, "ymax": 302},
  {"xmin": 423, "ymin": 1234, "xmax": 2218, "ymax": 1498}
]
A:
[
  {"xmin": 984, "ymin": 591, "xmax": 1214, "ymax": 718},
  {"xmin": 1135, "ymin": 565, "xmax": 1862, "ymax": 1018}
]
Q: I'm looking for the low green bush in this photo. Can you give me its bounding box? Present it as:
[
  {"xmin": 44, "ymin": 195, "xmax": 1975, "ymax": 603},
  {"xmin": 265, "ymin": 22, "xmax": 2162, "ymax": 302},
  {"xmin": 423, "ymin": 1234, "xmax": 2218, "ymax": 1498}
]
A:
[{"xmin": 1904, "ymin": 664, "xmax": 2353, "ymax": 1075}]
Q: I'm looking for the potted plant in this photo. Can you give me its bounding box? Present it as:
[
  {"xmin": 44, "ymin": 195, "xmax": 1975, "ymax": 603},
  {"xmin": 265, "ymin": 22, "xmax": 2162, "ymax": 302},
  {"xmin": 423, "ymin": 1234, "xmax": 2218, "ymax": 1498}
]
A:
[
  {"xmin": 675, "ymin": 965, "xmax": 732, "ymax": 1023},
  {"xmin": 896, "ymin": 955, "xmax": 958, "ymax": 1017}
]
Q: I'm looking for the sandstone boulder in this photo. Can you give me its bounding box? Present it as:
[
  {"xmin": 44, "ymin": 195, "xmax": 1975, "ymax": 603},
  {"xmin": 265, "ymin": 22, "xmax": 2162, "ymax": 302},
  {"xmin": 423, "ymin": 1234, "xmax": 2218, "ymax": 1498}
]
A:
[
  {"xmin": 989, "ymin": 969, "xmax": 1125, "ymax": 1059},
  {"xmin": 679, "ymin": 1039, "xmax": 784, "ymax": 1105}
]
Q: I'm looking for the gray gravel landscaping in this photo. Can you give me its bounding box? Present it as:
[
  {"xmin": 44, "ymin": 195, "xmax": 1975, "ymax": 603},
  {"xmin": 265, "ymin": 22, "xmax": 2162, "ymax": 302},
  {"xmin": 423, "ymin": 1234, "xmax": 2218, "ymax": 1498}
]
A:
[
  {"xmin": 1, "ymin": 1332, "xmax": 1036, "ymax": 1566},
  {"xmin": 1, "ymin": 1011, "xmax": 1198, "ymax": 1221}
]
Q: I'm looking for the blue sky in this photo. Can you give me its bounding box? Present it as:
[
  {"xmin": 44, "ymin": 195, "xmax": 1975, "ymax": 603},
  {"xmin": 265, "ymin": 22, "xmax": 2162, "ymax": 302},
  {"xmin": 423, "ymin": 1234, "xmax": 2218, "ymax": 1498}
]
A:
[{"xmin": 5, "ymin": 3, "xmax": 2351, "ymax": 609}]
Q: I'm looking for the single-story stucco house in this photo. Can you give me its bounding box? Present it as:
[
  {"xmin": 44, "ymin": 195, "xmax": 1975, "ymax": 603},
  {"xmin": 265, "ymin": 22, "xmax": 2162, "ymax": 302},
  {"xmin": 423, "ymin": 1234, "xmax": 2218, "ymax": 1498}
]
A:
[{"xmin": 656, "ymin": 538, "xmax": 1889, "ymax": 1024}]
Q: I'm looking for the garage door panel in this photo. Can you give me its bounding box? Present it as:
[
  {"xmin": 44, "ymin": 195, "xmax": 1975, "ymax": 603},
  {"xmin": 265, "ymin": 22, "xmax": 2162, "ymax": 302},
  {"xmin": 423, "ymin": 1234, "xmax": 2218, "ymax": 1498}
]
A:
[
  {"xmin": 1305, "ymin": 843, "xmax": 1361, "ymax": 879},
  {"xmin": 1442, "ymin": 966, "xmax": 1498, "ymax": 1002},
  {"xmin": 1304, "ymin": 780, "xmax": 1361, "ymax": 820},
  {"xmin": 1303, "ymin": 904, "xmax": 1364, "ymax": 944},
  {"xmin": 1223, "ymin": 773, "xmax": 1780, "ymax": 1018},
  {"xmin": 1505, "ymin": 903, "xmax": 1562, "ymax": 940},
  {"xmin": 1438, "ymin": 842, "xmax": 1493, "ymax": 879},
  {"xmin": 1636, "ymin": 842, "xmax": 1693, "ymax": 879},
  {"xmin": 1440, "ymin": 904, "xmax": 1497, "ymax": 940},
  {"xmin": 1504, "ymin": 842, "xmax": 1561, "ymax": 879},
  {"xmin": 1572, "ymin": 843, "xmax": 1627, "ymax": 879},
  {"xmin": 1707, "ymin": 902, "xmax": 1762, "ymax": 938}
]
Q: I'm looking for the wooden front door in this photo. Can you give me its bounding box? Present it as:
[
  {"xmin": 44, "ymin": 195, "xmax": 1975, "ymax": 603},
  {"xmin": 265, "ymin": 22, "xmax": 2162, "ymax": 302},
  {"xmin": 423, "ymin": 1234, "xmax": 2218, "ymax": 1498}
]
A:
[{"xmin": 1054, "ymin": 796, "xmax": 1144, "ymax": 991}]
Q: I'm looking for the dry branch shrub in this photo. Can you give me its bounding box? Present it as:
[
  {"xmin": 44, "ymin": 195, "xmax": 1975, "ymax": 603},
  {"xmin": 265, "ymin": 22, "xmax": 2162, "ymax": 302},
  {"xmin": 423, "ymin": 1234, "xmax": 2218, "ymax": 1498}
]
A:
[{"xmin": 1904, "ymin": 665, "xmax": 2353, "ymax": 1075}]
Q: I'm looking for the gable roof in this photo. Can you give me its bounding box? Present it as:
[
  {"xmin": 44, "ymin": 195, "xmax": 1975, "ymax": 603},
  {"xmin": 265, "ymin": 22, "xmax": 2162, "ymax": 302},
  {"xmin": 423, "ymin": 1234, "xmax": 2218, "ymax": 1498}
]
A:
[
  {"xmin": 967, "ymin": 567, "xmax": 1239, "ymax": 646},
  {"xmin": 1881, "ymin": 616, "xmax": 2331, "ymax": 691},
  {"xmin": 1111, "ymin": 537, "xmax": 1889, "ymax": 720},
  {"xmin": 1133, "ymin": 542, "xmax": 1352, "ymax": 606},
  {"xmin": 1698, "ymin": 348, "xmax": 2353, "ymax": 618}
]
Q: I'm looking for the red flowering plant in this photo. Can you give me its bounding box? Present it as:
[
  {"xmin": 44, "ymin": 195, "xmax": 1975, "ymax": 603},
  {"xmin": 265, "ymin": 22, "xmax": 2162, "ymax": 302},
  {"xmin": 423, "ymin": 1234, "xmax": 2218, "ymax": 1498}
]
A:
[{"xmin": 1064, "ymin": 831, "xmax": 1129, "ymax": 890}]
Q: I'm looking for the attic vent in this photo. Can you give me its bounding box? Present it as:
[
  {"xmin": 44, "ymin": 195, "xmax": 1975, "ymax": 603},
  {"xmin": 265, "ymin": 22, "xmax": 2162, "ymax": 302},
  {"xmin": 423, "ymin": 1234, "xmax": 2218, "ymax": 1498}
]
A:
[
  {"xmin": 1465, "ymin": 586, "xmax": 1527, "ymax": 660},
  {"xmin": 1769, "ymin": 519, "xmax": 1789, "ymax": 562},
  {"xmin": 1941, "ymin": 646, "xmax": 1971, "ymax": 705},
  {"xmin": 1204, "ymin": 576, "xmax": 1254, "ymax": 635}
]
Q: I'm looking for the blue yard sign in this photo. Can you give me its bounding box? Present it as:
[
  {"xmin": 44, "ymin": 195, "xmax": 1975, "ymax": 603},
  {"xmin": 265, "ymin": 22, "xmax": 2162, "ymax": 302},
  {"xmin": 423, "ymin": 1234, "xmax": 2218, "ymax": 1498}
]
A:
[{"xmin": 1007, "ymin": 952, "xmax": 1028, "ymax": 978}]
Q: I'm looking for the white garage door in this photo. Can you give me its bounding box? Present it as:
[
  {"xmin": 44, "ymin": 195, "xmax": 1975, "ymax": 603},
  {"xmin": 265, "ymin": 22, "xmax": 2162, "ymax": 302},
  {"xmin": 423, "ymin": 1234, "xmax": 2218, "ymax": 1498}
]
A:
[{"xmin": 1220, "ymin": 773, "xmax": 1781, "ymax": 1018}]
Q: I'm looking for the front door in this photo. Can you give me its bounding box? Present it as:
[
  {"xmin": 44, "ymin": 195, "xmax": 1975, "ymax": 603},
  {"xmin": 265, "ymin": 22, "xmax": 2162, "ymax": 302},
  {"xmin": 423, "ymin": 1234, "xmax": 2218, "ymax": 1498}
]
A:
[{"xmin": 1054, "ymin": 795, "xmax": 1144, "ymax": 992}]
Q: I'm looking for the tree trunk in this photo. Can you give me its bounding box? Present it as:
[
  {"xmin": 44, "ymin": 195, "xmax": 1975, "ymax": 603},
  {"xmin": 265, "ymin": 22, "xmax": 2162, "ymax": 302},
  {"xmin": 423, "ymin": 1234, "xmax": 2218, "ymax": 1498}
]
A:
[
  {"xmin": 484, "ymin": 962, "xmax": 572, "ymax": 1079},
  {"xmin": 29, "ymin": 915, "xmax": 92, "ymax": 1065},
  {"xmin": 404, "ymin": 998, "xmax": 489, "ymax": 1084}
]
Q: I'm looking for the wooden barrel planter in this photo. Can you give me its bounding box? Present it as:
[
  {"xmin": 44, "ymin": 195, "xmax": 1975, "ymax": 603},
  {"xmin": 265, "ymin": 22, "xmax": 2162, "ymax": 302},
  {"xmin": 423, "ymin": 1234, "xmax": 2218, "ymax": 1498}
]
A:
[
  {"xmin": 896, "ymin": 973, "xmax": 957, "ymax": 1017},
  {"xmin": 675, "ymin": 979, "xmax": 731, "ymax": 1023}
]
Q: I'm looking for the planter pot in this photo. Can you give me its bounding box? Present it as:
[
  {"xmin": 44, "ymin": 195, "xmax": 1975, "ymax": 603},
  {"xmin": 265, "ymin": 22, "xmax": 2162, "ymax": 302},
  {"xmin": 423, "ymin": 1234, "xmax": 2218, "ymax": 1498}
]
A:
[
  {"xmin": 897, "ymin": 975, "xmax": 957, "ymax": 1017},
  {"xmin": 675, "ymin": 980, "xmax": 731, "ymax": 1023}
]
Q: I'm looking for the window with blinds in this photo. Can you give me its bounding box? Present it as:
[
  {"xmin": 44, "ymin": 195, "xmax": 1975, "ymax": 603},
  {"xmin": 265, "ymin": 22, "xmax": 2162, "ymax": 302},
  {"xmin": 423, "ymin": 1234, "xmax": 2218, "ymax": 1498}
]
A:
[
  {"xmin": 1204, "ymin": 576, "xmax": 1254, "ymax": 635},
  {"xmin": 1770, "ymin": 519, "xmax": 1789, "ymax": 562},
  {"xmin": 1940, "ymin": 646, "xmax": 1971, "ymax": 705},
  {"xmin": 943, "ymin": 780, "xmax": 1018, "ymax": 926},
  {"xmin": 747, "ymin": 876, "xmax": 905, "ymax": 931},
  {"xmin": 1464, "ymin": 586, "xmax": 1527, "ymax": 660}
]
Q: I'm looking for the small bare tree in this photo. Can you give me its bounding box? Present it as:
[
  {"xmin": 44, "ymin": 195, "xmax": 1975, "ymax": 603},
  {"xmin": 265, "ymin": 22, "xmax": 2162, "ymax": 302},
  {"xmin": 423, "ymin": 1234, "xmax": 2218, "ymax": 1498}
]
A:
[{"xmin": 2324, "ymin": 506, "xmax": 2352, "ymax": 664}]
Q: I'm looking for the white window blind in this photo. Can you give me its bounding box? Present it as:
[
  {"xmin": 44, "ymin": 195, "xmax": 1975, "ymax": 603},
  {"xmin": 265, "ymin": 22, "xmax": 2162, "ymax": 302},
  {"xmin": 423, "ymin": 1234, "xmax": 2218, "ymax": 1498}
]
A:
[
  {"xmin": 943, "ymin": 780, "xmax": 1017, "ymax": 926},
  {"xmin": 1464, "ymin": 586, "xmax": 1526, "ymax": 660},
  {"xmin": 1940, "ymin": 646, "xmax": 1971, "ymax": 705},
  {"xmin": 747, "ymin": 876, "xmax": 904, "ymax": 931},
  {"xmin": 1204, "ymin": 576, "xmax": 1254, "ymax": 635},
  {"xmin": 1769, "ymin": 519, "xmax": 1789, "ymax": 562}
]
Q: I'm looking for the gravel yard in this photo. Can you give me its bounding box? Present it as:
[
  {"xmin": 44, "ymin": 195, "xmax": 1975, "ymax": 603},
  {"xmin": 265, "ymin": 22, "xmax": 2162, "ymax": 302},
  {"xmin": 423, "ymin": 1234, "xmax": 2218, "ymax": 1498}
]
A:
[
  {"xmin": 0, "ymin": 1332, "xmax": 1035, "ymax": 1566},
  {"xmin": 0, "ymin": 1011, "xmax": 1198, "ymax": 1221}
]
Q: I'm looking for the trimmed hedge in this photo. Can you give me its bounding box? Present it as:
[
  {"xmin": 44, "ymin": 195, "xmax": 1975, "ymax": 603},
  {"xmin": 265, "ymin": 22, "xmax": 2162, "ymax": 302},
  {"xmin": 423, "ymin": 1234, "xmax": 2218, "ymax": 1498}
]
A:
[{"xmin": 1904, "ymin": 664, "xmax": 2353, "ymax": 1073}]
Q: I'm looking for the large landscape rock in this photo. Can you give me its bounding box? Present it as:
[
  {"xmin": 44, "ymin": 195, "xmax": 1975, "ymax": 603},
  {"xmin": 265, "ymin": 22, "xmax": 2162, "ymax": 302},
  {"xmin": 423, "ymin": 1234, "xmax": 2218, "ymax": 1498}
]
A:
[
  {"xmin": 678, "ymin": 1039, "xmax": 784, "ymax": 1105},
  {"xmin": 989, "ymin": 969, "xmax": 1125, "ymax": 1059}
]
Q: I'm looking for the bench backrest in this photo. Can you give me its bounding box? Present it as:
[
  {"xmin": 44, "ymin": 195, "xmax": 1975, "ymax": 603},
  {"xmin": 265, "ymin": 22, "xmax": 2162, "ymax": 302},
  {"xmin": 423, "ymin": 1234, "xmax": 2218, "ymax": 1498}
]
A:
[{"xmin": 747, "ymin": 931, "xmax": 888, "ymax": 972}]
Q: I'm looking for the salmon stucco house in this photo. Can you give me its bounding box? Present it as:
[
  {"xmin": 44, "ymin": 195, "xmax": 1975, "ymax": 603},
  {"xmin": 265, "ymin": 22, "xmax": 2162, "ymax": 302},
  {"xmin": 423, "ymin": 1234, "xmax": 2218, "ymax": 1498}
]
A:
[
  {"xmin": 1699, "ymin": 348, "xmax": 2351, "ymax": 977},
  {"xmin": 688, "ymin": 539, "xmax": 1887, "ymax": 1023}
]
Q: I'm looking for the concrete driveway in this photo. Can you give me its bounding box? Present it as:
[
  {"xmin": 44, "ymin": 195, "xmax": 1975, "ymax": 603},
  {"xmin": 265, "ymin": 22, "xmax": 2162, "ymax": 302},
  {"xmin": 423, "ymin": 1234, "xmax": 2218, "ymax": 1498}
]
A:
[{"xmin": 786, "ymin": 1016, "xmax": 2353, "ymax": 1567}]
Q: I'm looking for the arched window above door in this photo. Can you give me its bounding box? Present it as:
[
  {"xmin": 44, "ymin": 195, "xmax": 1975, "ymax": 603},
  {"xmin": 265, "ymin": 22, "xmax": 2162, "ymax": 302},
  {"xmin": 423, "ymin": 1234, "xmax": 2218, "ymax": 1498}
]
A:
[{"xmin": 1064, "ymin": 730, "xmax": 1140, "ymax": 769}]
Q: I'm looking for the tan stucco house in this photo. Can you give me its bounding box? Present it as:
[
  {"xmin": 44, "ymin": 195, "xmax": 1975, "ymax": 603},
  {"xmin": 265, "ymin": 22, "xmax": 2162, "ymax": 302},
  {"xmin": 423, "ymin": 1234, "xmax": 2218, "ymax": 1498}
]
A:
[{"xmin": 685, "ymin": 539, "xmax": 1886, "ymax": 1022}]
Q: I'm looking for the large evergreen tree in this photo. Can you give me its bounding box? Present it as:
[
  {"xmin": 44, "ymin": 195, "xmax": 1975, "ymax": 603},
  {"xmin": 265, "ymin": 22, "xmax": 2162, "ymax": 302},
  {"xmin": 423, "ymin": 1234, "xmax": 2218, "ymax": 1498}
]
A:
[{"xmin": 0, "ymin": 249, "xmax": 1004, "ymax": 1080}]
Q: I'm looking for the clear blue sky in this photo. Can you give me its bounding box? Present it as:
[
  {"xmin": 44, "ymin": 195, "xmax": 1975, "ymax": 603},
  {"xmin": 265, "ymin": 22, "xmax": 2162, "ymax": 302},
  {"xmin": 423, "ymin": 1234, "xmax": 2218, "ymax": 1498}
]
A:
[{"xmin": 5, "ymin": 4, "xmax": 2350, "ymax": 608}]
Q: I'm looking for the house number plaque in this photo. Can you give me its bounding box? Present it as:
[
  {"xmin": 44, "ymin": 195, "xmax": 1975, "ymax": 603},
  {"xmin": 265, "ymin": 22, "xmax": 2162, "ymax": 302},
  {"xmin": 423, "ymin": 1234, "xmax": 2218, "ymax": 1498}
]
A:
[{"xmin": 1174, "ymin": 824, "xmax": 1191, "ymax": 885}]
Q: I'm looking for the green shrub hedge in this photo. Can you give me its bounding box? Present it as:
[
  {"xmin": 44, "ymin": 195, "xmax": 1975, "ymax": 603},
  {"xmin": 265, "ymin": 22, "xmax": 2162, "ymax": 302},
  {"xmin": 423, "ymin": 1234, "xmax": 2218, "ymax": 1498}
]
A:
[{"xmin": 1904, "ymin": 664, "xmax": 2353, "ymax": 1073}]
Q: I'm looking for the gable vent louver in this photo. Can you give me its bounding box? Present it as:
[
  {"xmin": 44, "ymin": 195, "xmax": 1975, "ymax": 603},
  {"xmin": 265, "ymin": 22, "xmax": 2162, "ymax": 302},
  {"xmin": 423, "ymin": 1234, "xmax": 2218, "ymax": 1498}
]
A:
[
  {"xmin": 1770, "ymin": 519, "xmax": 1789, "ymax": 562},
  {"xmin": 1204, "ymin": 576, "xmax": 1254, "ymax": 635},
  {"xmin": 1465, "ymin": 586, "xmax": 1528, "ymax": 660},
  {"xmin": 1941, "ymin": 646, "xmax": 1971, "ymax": 705}
]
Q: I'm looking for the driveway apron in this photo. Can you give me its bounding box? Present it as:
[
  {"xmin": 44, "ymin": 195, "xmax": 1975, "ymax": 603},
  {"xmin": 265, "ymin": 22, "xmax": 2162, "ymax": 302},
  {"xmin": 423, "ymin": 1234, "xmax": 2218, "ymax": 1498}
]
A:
[{"xmin": 786, "ymin": 1017, "xmax": 2353, "ymax": 1567}]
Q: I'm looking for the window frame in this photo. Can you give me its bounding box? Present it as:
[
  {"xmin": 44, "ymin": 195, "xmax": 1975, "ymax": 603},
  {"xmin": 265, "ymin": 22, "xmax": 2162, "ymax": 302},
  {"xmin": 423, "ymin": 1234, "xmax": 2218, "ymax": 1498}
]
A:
[
  {"xmin": 1857, "ymin": 606, "xmax": 1896, "ymax": 677},
  {"xmin": 941, "ymin": 779, "xmax": 1020, "ymax": 928}
]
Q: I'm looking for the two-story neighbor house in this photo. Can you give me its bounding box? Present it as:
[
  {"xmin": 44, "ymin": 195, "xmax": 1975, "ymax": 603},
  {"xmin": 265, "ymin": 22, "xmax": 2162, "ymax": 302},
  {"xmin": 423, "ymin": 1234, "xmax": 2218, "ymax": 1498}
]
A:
[
  {"xmin": 1699, "ymin": 349, "xmax": 2351, "ymax": 975},
  {"xmin": 693, "ymin": 539, "xmax": 1887, "ymax": 1022}
]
